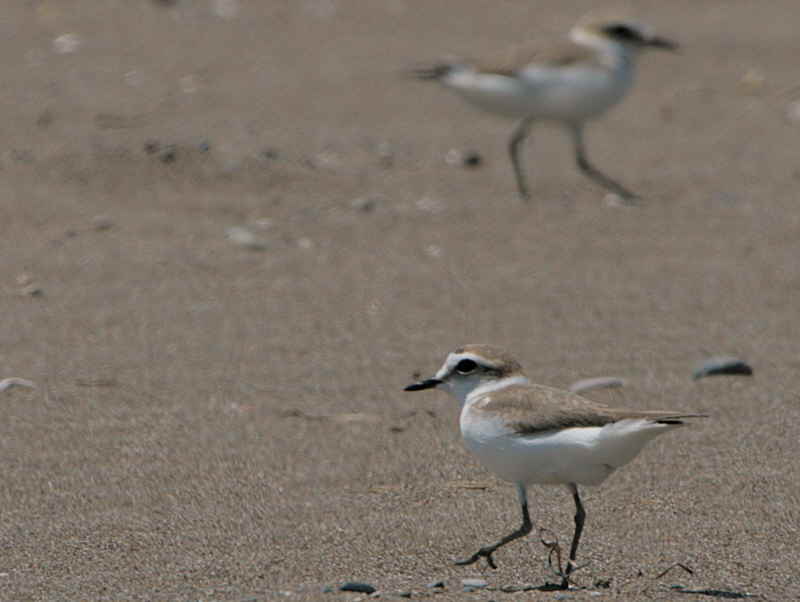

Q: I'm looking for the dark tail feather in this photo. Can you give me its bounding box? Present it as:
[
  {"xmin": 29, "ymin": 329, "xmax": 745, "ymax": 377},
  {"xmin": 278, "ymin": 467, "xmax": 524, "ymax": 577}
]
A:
[
  {"xmin": 655, "ymin": 413, "xmax": 709, "ymax": 426},
  {"xmin": 407, "ymin": 63, "xmax": 454, "ymax": 81}
]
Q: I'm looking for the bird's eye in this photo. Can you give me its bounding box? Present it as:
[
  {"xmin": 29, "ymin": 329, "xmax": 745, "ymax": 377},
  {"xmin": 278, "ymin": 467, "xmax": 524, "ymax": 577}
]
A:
[
  {"xmin": 606, "ymin": 24, "xmax": 638, "ymax": 41},
  {"xmin": 455, "ymin": 359, "xmax": 478, "ymax": 374}
]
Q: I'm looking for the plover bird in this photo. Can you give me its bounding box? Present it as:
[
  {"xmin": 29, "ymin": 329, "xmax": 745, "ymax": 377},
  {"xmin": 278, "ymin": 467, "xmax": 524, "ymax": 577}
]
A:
[
  {"xmin": 405, "ymin": 344, "xmax": 705, "ymax": 589},
  {"xmin": 412, "ymin": 18, "xmax": 677, "ymax": 201}
]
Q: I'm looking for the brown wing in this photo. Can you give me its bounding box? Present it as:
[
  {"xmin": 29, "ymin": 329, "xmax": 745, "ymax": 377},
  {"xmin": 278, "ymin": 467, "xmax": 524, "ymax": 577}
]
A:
[
  {"xmin": 472, "ymin": 383, "xmax": 706, "ymax": 434},
  {"xmin": 474, "ymin": 40, "xmax": 602, "ymax": 77}
]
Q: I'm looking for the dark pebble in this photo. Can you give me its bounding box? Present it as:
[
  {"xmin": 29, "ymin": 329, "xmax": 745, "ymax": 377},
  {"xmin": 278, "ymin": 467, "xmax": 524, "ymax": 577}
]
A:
[
  {"xmin": 143, "ymin": 140, "xmax": 161, "ymax": 155},
  {"xmin": 462, "ymin": 150, "xmax": 482, "ymax": 168},
  {"xmin": 340, "ymin": 582, "xmax": 377, "ymax": 594},
  {"xmin": 426, "ymin": 580, "xmax": 445, "ymax": 589},
  {"xmin": 159, "ymin": 145, "xmax": 177, "ymax": 163},
  {"xmin": 693, "ymin": 357, "xmax": 753, "ymax": 380}
]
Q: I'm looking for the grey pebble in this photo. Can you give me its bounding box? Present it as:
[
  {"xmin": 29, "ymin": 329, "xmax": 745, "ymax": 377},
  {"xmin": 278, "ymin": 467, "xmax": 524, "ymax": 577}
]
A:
[
  {"xmin": 426, "ymin": 580, "xmax": 445, "ymax": 589},
  {"xmin": 340, "ymin": 582, "xmax": 377, "ymax": 594},
  {"xmin": 91, "ymin": 215, "xmax": 114, "ymax": 231},
  {"xmin": 351, "ymin": 197, "xmax": 379, "ymax": 213},
  {"xmin": 693, "ymin": 356, "xmax": 753, "ymax": 380},
  {"xmin": 462, "ymin": 577, "xmax": 488, "ymax": 591},
  {"xmin": 20, "ymin": 284, "xmax": 44, "ymax": 297},
  {"xmin": 225, "ymin": 226, "xmax": 268, "ymax": 251}
]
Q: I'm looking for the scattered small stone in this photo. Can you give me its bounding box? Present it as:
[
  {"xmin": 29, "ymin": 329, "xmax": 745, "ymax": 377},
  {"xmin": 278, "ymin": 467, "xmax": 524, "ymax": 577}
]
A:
[
  {"xmin": 444, "ymin": 148, "xmax": 482, "ymax": 168},
  {"xmin": 569, "ymin": 376, "xmax": 625, "ymax": 394},
  {"xmin": 143, "ymin": 140, "xmax": 161, "ymax": 155},
  {"xmin": 425, "ymin": 244, "xmax": 442, "ymax": 258},
  {"xmin": 392, "ymin": 592, "xmax": 412, "ymax": 598},
  {"xmin": 124, "ymin": 69, "xmax": 144, "ymax": 87},
  {"xmin": 225, "ymin": 226, "xmax": 268, "ymax": 251},
  {"xmin": 351, "ymin": 197, "xmax": 379, "ymax": 213},
  {"xmin": 261, "ymin": 147, "xmax": 280, "ymax": 161},
  {"xmin": 692, "ymin": 357, "xmax": 753, "ymax": 380},
  {"xmin": 376, "ymin": 141, "xmax": 394, "ymax": 168},
  {"xmin": 198, "ymin": 140, "xmax": 211, "ymax": 153},
  {"xmin": 20, "ymin": 285, "xmax": 44, "ymax": 297},
  {"xmin": 461, "ymin": 578, "xmax": 488, "ymax": 592},
  {"xmin": 0, "ymin": 378, "xmax": 36, "ymax": 393},
  {"xmin": 91, "ymin": 215, "xmax": 114, "ymax": 231},
  {"xmin": 462, "ymin": 151, "xmax": 482, "ymax": 168},
  {"xmin": 53, "ymin": 33, "xmax": 81, "ymax": 54},
  {"xmin": 16, "ymin": 273, "xmax": 34, "ymax": 286},
  {"xmin": 340, "ymin": 582, "xmax": 376, "ymax": 594},
  {"xmin": 159, "ymin": 145, "xmax": 177, "ymax": 163},
  {"xmin": 740, "ymin": 68, "xmax": 766, "ymax": 90},
  {"xmin": 322, "ymin": 585, "xmax": 334, "ymax": 593},
  {"xmin": 426, "ymin": 580, "xmax": 445, "ymax": 589}
]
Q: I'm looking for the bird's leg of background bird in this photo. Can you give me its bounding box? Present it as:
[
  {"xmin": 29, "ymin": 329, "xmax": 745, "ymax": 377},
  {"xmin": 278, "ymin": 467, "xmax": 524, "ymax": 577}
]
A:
[
  {"xmin": 508, "ymin": 117, "xmax": 534, "ymax": 201},
  {"xmin": 569, "ymin": 123, "xmax": 638, "ymax": 201},
  {"xmin": 455, "ymin": 483, "xmax": 532, "ymax": 569},
  {"xmin": 561, "ymin": 483, "xmax": 586, "ymax": 589}
]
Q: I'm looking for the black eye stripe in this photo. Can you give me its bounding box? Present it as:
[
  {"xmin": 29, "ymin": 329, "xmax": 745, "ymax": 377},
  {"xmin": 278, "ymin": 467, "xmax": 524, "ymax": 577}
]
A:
[{"xmin": 455, "ymin": 359, "xmax": 478, "ymax": 374}]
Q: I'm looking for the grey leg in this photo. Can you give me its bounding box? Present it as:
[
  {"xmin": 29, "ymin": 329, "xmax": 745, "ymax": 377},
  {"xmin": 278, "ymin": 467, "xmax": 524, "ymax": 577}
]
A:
[
  {"xmin": 561, "ymin": 483, "xmax": 586, "ymax": 589},
  {"xmin": 508, "ymin": 118, "xmax": 534, "ymax": 201},
  {"xmin": 456, "ymin": 483, "xmax": 532, "ymax": 569},
  {"xmin": 570, "ymin": 123, "xmax": 638, "ymax": 201}
]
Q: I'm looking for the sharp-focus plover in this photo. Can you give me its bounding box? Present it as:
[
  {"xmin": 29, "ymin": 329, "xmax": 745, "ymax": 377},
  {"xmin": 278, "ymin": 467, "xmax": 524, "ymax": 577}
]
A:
[
  {"xmin": 412, "ymin": 18, "xmax": 678, "ymax": 201},
  {"xmin": 405, "ymin": 344, "xmax": 705, "ymax": 589}
]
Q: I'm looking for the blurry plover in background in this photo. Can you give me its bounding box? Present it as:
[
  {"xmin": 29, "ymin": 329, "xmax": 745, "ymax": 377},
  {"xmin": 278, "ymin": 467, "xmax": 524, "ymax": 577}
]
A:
[
  {"xmin": 412, "ymin": 17, "xmax": 678, "ymax": 201},
  {"xmin": 405, "ymin": 344, "xmax": 705, "ymax": 589}
]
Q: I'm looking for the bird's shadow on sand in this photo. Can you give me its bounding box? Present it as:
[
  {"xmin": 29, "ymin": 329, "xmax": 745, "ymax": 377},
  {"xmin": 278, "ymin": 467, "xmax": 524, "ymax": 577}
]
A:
[
  {"xmin": 669, "ymin": 585, "xmax": 756, "ymax": 599},
  {"xmin": 513, "ymin": 583, "xmax": 755, "ymax": 599}
]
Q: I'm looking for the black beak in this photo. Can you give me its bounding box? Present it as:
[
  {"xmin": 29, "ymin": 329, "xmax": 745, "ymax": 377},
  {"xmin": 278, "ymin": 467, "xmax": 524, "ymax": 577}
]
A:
[
  {"xmin": 648, "ymin": 36, "xmax": 679, "ymax": 52},
  {"xmin": 404, "ymin": 378, "xmax": 441, "ymax": 391}
]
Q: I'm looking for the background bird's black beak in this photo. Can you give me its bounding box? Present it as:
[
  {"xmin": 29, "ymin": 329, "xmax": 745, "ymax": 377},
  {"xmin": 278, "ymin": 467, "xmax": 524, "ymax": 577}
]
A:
[
  {"xmin": 648, "ymin": 36, "xmax": 679, "ymax": 51},
  {"xmin": 404, "ymin": 378, "xmax": 441, "ymax": 391}
]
